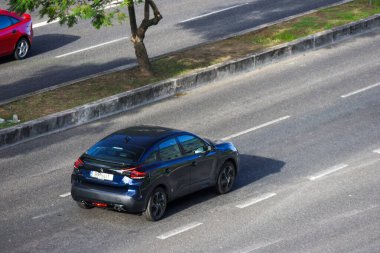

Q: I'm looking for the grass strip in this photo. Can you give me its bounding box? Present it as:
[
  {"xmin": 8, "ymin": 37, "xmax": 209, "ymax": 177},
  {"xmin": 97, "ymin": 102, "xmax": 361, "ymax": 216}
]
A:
[{"xmin": 1, "ymin": 0, "xmax": 380, "ymax": 129}]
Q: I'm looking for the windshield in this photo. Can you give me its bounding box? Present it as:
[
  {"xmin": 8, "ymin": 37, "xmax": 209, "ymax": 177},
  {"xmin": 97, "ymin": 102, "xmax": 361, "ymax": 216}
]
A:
[{"xmin": 86, "ymin": 134, "xmax": 145, "ymax": 164}]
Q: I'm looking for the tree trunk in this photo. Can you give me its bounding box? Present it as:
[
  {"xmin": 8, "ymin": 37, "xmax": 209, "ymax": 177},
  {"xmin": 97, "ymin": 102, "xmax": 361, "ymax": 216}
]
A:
[
  {"xmin": 133, "ymin": 38, "xmax": 152, "ymax": 76},
  {"xmin": 128, "ymin": 0, "xmax": 162, "ymax": 77}
]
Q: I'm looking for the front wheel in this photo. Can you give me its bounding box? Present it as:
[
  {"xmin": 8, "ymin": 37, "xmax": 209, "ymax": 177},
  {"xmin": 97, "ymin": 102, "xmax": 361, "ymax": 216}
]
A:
[
  {"xmin": 144, "ymin": 187, "xmax": 167, "ymax": 221},
  {"xmin": 216, "ymin": 161, "xmax": 236, "ymax": 194},
  {"xmin": 14, "ymin": 38, "xmax": 30, "ymax": 60}
]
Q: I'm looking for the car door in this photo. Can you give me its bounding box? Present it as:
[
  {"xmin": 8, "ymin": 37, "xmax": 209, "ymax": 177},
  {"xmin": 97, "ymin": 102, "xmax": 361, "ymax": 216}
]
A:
[
  {"xmin": 177, "ymin": 135, "xmax": 217, "ymax": 191},
  {"xmin": 0, "ymin": 15, "xmax": 19, "ymax": 56},
  {"xmin": 158, "ymin": 137, "xmax": 191, "ymax": 198}
]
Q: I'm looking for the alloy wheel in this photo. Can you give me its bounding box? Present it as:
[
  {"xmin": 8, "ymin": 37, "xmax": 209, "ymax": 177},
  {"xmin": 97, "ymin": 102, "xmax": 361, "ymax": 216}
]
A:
[
  {"xmin": 151, "ymin": 191, "xmax": 166, "ymax": 218},
  {"xmin": 15, "ymin": 39, "xmax": 29, "ymax": 59},
  {"xmin": 144, "ymin": 187, "xmax": 167, "ymax": 221},
  {"xmin": 217, "ymin": 162, "xmax": 236, "ymax": 194}
]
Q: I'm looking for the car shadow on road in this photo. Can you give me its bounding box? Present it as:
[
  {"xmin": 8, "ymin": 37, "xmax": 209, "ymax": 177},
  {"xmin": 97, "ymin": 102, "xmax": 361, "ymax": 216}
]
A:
[
  {"xmin": 0, "ymin": 34, "xmax": 80, "ymax": 64},
  {"xmin": 29, "ymin": 34, "xmax": 81, "ymax": 56},
  {"xmin": 235, "ymin": 154, "xmax": 285, "ymax": 189},
  {"xmin": 164, "ymin": 154, "xmax": 285, "ymax": 219}
]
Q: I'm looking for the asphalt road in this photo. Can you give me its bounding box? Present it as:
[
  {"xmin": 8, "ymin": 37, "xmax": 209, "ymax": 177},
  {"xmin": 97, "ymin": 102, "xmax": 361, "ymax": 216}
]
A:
[
  {"xmin": 0, "ymin": 0, "xmax": 344, "ymax": 102},
  {"xmin": 1, "ymin": 28, "xmax": 380, "ymax": 253}
]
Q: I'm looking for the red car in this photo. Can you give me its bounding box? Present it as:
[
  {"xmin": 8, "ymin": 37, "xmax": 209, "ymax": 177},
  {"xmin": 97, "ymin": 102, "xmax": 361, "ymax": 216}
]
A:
[{"xmin": 0, "ymin": 9, "xmax": 33, "ymax": 60}]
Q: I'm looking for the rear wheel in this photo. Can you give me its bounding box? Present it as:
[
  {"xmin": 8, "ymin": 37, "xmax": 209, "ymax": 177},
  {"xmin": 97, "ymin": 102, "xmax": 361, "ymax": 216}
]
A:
[
  {"xmin": 216, "ymin": 161, "xmax": 236, "ymax": 194},
  {"xmin": 76, "ymin": 201, "xmax": 94, "ymax": 209},
  {"xmin": 14, "ymin": 38, "xmax": 30, "ymax": 60},
  {"xmin": 144, "ymin": 187, "xmax": 167, "ymax": 221}
]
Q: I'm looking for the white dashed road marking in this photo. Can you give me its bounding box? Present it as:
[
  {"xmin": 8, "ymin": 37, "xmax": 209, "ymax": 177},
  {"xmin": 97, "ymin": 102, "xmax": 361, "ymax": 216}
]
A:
[
  {"xmin": 341, "ymin": 82, "xmax": 380, "ymax": 98},
  {"xmin": 373, "ymin": 149, "xmax": 380, "ymax": 154},
  {"xmin": 32, "ymin": 211, "xmax": 59, "ymax": 220},
  {"xmin": 307, "ymin": 164, "xmax": 349, "ymax": 181},
  {"xmin": 221, "ymin": 116, "xmax": 291, "ymax": 141},
  {"xmin": 55, "ymin": 37, "xmax": 128, "ymax": 58},
  {"xmin": 236, "ymin": 193, "xmax": 277, "ymax": 209},
  {"xmin": 240, "ymin": 239, "xmax": 284, "ymax": 253},
  {"xmin": 59, "ymin": 192, "xmax": 71, "ymax": 198},
  {"xmin": 33, "ymin": 19, "xmax": 60, "ymax": 28},
  {"xmin": 157, "ymin": 222, "xmax": 203, "ymax": 240},
  {"xmin": 179, "ymin": 3, "xmax": 249, "ymax": 23}
]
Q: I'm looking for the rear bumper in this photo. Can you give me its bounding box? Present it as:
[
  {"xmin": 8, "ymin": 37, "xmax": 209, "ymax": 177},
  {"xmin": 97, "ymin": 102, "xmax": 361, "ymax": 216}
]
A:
[{"xmin": 71, "ymin": 181, "xmax": 146, "ymax": 213}]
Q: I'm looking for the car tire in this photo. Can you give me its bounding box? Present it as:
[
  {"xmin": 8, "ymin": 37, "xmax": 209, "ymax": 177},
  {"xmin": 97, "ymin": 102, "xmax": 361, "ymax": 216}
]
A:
[
  {"xmin": 14, "ymin": 38, "xmax": 30, "ymax": 60},
  {"xmin": 144, "ymin": 187, "xmax": 167, "ymax": 221},
  {"xmin": 76, "ymin": 201, "xmax": 94, "ymax": 209},
  {"xmin": 216, "ymin": 161, "xmax": 236, "ymax": 194}
]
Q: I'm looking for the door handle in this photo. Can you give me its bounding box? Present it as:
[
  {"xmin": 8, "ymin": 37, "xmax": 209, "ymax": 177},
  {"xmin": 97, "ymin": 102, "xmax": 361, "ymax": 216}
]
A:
[
  {"xmin": 191, "ymin": 161, "xmax": 198, "ymax": 167},
  {"xmin": 12, "ymin": 30, "xmax": 17, "ymax": 34}
]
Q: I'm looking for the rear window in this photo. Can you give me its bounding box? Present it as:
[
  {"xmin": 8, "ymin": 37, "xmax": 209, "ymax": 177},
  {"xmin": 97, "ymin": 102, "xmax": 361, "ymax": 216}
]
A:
[
  {"xmin": 0, "ymin": 15, "xmax": 13, "ymax": 30},
  {"xmin": 86, "ymin": 134, "xmax": 145, "ymax": 164}
]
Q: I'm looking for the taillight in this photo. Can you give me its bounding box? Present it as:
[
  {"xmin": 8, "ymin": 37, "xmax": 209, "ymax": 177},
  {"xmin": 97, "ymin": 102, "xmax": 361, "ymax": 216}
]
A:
[
  {"xmin": 130, "ymin": 170, "xmax": 146, "ymax": 179},
  {"xmin": 74, "ymin": 158, "xmax": 84, "ymax": 169},
  {"xmin": 122, "ymin": 166, "xmax": 146, "ymax": 179},
  {"xmin": 92, "ymin": 202, "xmax": 107, "ymax": 208}
]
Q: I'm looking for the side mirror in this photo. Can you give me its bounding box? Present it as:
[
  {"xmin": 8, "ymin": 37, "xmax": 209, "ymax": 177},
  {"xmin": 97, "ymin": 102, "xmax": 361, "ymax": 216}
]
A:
[{"xmin": 195, "ymin": 145, "xmax": 212, "ymax": 155}]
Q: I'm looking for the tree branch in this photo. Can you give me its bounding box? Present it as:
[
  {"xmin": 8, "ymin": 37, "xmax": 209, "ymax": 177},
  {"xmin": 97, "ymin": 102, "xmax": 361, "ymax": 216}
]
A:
[
  {"xmin": 144, "ymin": 1, "xmax": 150, "ymax": 20},
  {"xmin": 128, "ymin": 3, "xmax": 138, "ymax": 40},
  {"xmin": 136, "ymin": 0, "xmax": 162, "ymax": 40}
]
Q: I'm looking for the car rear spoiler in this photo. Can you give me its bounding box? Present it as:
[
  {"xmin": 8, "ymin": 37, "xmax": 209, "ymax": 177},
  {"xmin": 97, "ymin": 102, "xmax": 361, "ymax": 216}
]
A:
[{"xmin": 22, "ymin": 13, "xmax": 31, "ymax": 20}]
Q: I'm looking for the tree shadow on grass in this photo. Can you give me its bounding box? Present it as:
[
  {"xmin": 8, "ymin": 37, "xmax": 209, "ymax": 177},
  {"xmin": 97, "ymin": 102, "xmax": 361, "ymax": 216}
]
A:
[{"xmin": 164, "ymin": 154, "xmax": 285, "ymax": 218}]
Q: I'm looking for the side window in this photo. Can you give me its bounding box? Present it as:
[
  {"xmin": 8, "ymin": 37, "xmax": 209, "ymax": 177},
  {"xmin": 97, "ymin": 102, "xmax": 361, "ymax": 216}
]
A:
[
  {"xmin": 0, "ymin": 16, "xmax": 13, "ymax": 30},
  {"xmin": 178, "ymin": 135, "xmax": 207, "ymax": 155},
  {"xmin": 144, "ymin": 147, "xmax": 158, "ymax": 164},
  {"xmin": 158, "ymin": 138, "xmax": 182, "ymax": 161}
]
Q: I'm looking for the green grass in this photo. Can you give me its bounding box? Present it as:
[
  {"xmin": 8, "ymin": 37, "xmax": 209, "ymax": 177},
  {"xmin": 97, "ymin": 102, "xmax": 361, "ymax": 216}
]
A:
[{"xmin": 0, "ymin": 0, "xmax": 379, "ymax": 128}]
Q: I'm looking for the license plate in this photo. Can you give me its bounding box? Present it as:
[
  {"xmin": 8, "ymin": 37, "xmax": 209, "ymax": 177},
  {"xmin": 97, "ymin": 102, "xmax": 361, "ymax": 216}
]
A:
[{"xmin": 90, "ymin": 171, "xmax": 114, "ymax": 181}]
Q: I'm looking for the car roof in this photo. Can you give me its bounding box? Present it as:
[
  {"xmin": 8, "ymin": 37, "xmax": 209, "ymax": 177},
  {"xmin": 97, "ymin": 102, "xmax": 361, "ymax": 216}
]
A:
[
  {"xmin": 0, "ymin": 9, "xmax": 13, "ymax": 15},
  {"xmin": 110, "ymin": 125, "xmax": 187, "ymax": 149},
  {"xmin": 0, "ymin": 9, "xmax": 22, "ymax": 19}
]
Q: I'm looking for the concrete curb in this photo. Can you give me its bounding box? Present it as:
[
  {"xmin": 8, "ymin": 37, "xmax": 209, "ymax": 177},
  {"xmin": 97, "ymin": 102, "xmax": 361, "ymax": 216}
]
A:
[{"xmin": 1, "ymin": 14, "xmax": 380, "ymax": 149}]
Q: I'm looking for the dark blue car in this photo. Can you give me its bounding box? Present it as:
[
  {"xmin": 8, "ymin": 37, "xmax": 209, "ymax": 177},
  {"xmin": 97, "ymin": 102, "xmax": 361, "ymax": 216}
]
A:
[{"xmin": 71, "ymin": 125, "xmax": 239, "ymax": 221}]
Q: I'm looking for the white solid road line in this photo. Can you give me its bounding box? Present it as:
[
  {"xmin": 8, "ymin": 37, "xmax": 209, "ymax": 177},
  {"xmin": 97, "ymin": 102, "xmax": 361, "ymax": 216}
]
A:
[
  {"xmin": 221, "ymin": 116, "xmax": 291, "ymax": 141},
  {"xmin": 59, "ymin": 192, "xmax": 71, "ymax": 198},
  {"xmin": 157, "ymin": 222, "xmax": 203, "ymax": 240},
  {"xmin": 341, "ymin": 82, "xmax": 380, "ymax": 98},
  {"xmin": 374, "ymin": 149, "xmax": 380, "ymax": 154},
  {"xmin": 55, "ymin": 37, "xmax": 128, "ymax": 58},
  {"xmin": 236, "ymin": 193, "xmax": 277, "ymax": 209},
  {"xmin": 179, "ymin": 3, "xmax": 249, "ymax": 23},
  {"xmin": 307, "ymin": 163, "xmax": 349, "ymax": 181}
]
